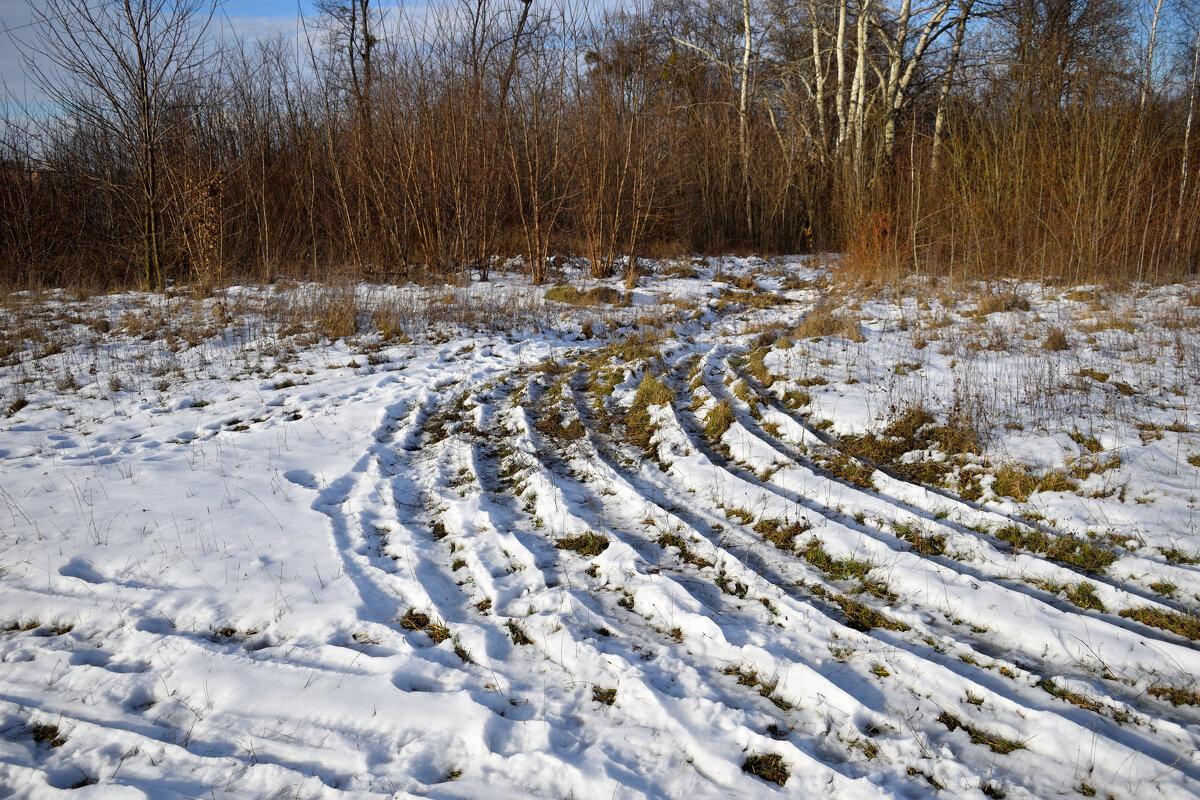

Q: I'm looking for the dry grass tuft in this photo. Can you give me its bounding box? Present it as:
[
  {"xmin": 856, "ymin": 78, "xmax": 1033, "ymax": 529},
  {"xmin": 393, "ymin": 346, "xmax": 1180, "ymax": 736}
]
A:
[
  {"xmin": 742, "ymin": 753, "xmax": 789, "ymax": 786},
  {"xmin": 974, "ymin": 291, "xmax": 1030, "ymax": 316},
  {"xmin": 400, "ymin": 610, "xmax": 452, "ymax": 643},
  {"xmin": 703, "ymin": 399, "xmax": 735, "ymax": 441},
  {"xmin": 592, "ymin": 686, "xmax": 618, "ymax": 705},
  {"xmin": 1148, "ymin": 685, "xmax": 1200, "ymax": 706},
  {"xmin": 318, "ymin": 287, "xmax": 360, "ymax": 340},
  {"xmin": 790, "ymin": 306, "xmax": 865, "ymax": 342},
  {"xmin": 753, "ymin": 518, "xmax": 811, "ymax": 550},
  {"xmin": 556, "ymin": 532, "xmax": 609, "ymax": 557},
  {"xmin": 993, "ymin": 526, "xmax": 1117, "ymax": 572},
  {"xmin": 1042, "ymin": 327, "xmax": 1070, "ymax": 351},
  {"xmin": 626, "ymin": 374, "xmax": 674, "ymax": 450},
  {"xmin": 1065, "ymin": 582, "xmax": 1106, "ymax": 612},
  {"xmin": 1119, "ymin": 607, "xmax": 1200, "ymax": 640},
  {"xmin": 937, "ymin": 711, "xmax": 1025, "ymax": 754},
  {"xmin": 544, "ymin": 285, "xmax": 623, "ymax": 305}
]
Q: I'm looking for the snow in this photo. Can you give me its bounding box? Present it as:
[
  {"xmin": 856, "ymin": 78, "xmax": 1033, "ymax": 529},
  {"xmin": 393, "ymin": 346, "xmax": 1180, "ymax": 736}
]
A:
[{"xmin": 1, "ymin": 262, "xmax": 1199, "ymax": 798}]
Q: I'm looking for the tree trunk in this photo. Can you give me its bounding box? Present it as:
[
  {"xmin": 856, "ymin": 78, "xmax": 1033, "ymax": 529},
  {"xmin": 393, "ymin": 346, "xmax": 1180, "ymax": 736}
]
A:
[
  {"xmin": 834, "ymin": 0, "xmax": 848, "ymax": 151},
  {"xmin": 932, "ymin": 0, "xmax": 971, "ymax": 172},
  {"xmin": 740, "ymin": 0, "xmax": 753, "ymax": 240},
  {"xmin": 1176, "ymin": 28, "xmax": 1200, "ymax": 246}
]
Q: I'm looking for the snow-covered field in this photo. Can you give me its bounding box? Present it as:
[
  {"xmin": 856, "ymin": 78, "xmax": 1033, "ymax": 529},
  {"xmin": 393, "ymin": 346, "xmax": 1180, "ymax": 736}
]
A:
[{"xmin": 1, "ymin": 257, "xmax": 1199, "ymax": 799}]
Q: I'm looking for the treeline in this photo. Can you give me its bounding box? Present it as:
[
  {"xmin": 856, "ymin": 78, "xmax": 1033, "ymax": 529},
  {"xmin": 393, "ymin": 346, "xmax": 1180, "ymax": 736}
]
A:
[{"xmin": 1, "ymin": 0, "xmax": 1198, "ymax": 289}]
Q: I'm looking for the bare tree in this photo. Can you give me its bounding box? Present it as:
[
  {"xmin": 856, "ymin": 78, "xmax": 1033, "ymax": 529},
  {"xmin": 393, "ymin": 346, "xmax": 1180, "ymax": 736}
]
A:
[
  {"xmin": 18, "ymin": 0, "xmax": 218, "ymax": 289},
  {"xmin": 315, "ymin": 0, "xmax": 377, "ymax": 126}
]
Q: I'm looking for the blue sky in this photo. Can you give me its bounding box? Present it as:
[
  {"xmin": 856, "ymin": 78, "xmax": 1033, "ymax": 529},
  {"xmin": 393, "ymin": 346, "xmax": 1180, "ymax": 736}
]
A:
[{"xmin": 0, "ymin": 0, "xmax": 317, "ymax": 103}]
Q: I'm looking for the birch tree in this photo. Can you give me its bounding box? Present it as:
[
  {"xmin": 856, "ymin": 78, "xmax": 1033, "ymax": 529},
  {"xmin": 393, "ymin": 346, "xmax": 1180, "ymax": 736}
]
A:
[{"xmin": 879, "ymin": 0, "xmax": 955, "ymax": 159}]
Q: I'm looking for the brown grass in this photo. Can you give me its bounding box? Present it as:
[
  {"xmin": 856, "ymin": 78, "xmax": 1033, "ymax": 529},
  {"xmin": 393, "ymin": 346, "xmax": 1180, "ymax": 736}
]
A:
[
  {"xmin": 556, "ymin": 532, "xmax": 609, "ymax": 557},
  {"xmin": 742, "ymin": 753, "xmax": 789, "ymax": 786},
  {"xmin": 626, "ymin": 374, "xmax": 674, "ymax": 451},
  {"xmin": 400, "ymin": 610, "xmax": 452, "ymax": 643},
  {"xmin": 544, "ymin": 285, "xmax": 623, "ymax": 305},
  {"xmin": 937, "ymin": 711, "xmax": 1025, "ymax": 754},
  {"xmin": 1119, "ymin": 607, "xmax": 1200, "ymax": 640},
  {"xmin": 790, "ymin": 307, "xmax": 865, "ymax": 342},
  {"xmin": 703, "ymin": 399, "xmax": 735, "ymax": 440},
  {"xmin": 753, "ymin": 518, "xmax": 811, "ymax": 550}
]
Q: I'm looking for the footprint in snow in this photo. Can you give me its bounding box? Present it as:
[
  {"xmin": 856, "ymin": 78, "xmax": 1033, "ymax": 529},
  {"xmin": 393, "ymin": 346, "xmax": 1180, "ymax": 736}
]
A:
[{"xmin": 284, "ymin": 469, "xmax": 319, "ymax": 490}]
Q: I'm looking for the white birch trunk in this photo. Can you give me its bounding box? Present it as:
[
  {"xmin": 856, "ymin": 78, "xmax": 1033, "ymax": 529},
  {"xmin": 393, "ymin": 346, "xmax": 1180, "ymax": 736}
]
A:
[
  {"xmin": 1141, "ymin": 0, "xmax": 1166, "ymax": 116},
  {"xmin": 1177, "ymin": 28, "xmax": 1200, "ymax": 244},
  {"xmin": 810, "ymin": 0, "xmax": 827, "ymax": 161},
  {"xmin": 834, "ymin": 0, "xmax": 848, "ymax": 150},
  {"xmin": 850, "ymin": 0, "xmax": 870, "ymax": 174},
  {"xmin": 740, "ymin": 0, "xmax": 753, "ymax": 237},
  {"xmin": 932, "ymin": 0, "xmax": 971, "ymax": 172}
]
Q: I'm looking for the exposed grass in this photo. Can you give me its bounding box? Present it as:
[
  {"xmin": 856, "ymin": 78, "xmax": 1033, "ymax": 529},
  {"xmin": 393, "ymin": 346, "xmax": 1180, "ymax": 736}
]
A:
[
  {"xmin": 811, "ymin": 585, "xmax": 908, "ymax": 632},
  {"xmin": 834, "ymin": 594, "xmax": 908, "ymax": 632},
  {"xmin": 1042, "ymin": 327, "xmax": 1070, "ymax": 350},
  {"xmin": 1077, "ymin": 368, "xmax": 1109, "ymax": 383},
  {"xmin": 753, "ymin": 518, "xmax": 811, "ymax": 550},
  {"xmin": 907, "ymin": 767, "xmax": 945, "ymax": 790},
  {"xmin": 791, "ymin": 306, "xmax": 864, "ymax": 341},
  {"xmin": 782, "ymin": 388, "xmax": 811, "ymax": 410},
  {"xmin": 535, "ymin": 407, "xmax": 586, "ymax": 441},
  {"xmin": 1119, "ymin": 607, "xmax": 1200, "ymax": 640},
  {"xmin": 506, "ymin": 621, "xmax": 534, "ymax": 646},
  {"xmin": 837, "ymin": 405, "xmax": 980, "ymax": 488},
  {"xmin": 1065, "ymin": 582, "xmax": 1107, "ymax": 612},
  {"xmin": 626, "ymin": 374, "xmax": 673, "ymax": 450},
  {"xmin": 725, "ymin": 665, "xmax": 760, "ymax": 687},
  {"xmin": 592, "ymin": 686, "xmax": 618, "ymax": 705},
  {"xmin": 703, "ymin": 399, "xmax": 735, "ymax": 440},
  {"xmin": 817, "ymin": 452, "xmax": 876, "ymax": 488},
  {"xmin": 715, "ymin": 571, "xmax": 749, "ymax": 598},
  {"xmin": 937, "ymin": 712, "xmax": 1025, "ymax": 754},
  {"xmin": 725, "ymin": 507, "xmax": 754, "ymax": 525},
  {"xmin": 1038, "ymin": 678, "xmax": 1102, "ymax": 712},
  {"xmin": 801, "ymin": 539, "xmax": 873, "ymax": 583},
  {"xmin": 991, "ymin": 464, "xmax": 1038, "ymax": 502},
  {"xmin": 29, "ymin": 724, "xmax": 66, "ymax": 748},
  {"xmin": 656, "ymin": 532, "xmax": 713, "ymax": 568},
  {"xmin": 993, "ymin": 525, "xmax": 1117, "ymax": 573},
  {"xmin": 1069, "ymin": 429, "xmax": 1104, "ymax": 453},
  {"xmin": 556, "ymin": 532, "xmax": 609, "ymax": 557},
  {"xmin": 1036, "ymin": 469, "xmax": 1078, "ymax": 493},
  {"xmin": 603, "ymin": 332, "xmax": 662, "ymax": 364},
  {"xmin": 1147, "ymin": 685, "xmax": 1200, "ymax": 706},
  {"xmin": 1161, "ymin": 547, "xmax": 1200, "ymax": 565},
  {"xmin": 1149, "ymin": 581, "xmax": 1177, "ymax": 597},
  {"xmin": 660, "ymin": 263, "xmax": 698, "ymax": 279},
  {"xmin": 717, "ymin": 289, "xmax": 790, "ymax": 311},
  {"xmin": 543, "ymin": 285, "xmax": 623, "ymax": 305},
  {"xmin": 370, "ymin": 301, "xmax": 411, "ymax": 341},
  {"xmin": 893, "ymin": 522, "xmax": 946, "ymax": 556},
  {"xmin": 975, "ymin": 291, "xmax": 1030, "ymax": 316},
  {"xmin": 745, "ymin": 348, "xmax": 775, "ymax": 387},
  {"xmin": 742, "ymin": 753, "xmax": 790, "ymax": 786},
  {"xmin": 316, "ymin": 287, "xmax": 359, "ymax": 340},
  {"xmin": 730, "ymin": 378, "xmax": 760, "ymax": 416},
  {"xmin": 400, "ymin": 610, "xmax": 452, "ymax": 643}
]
